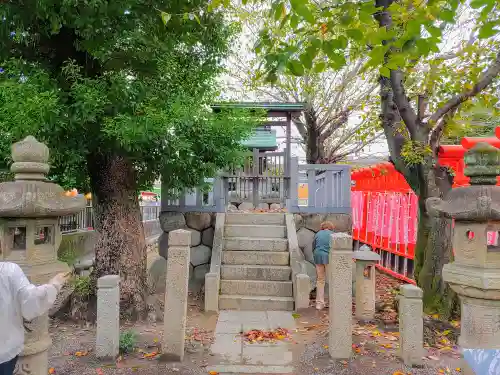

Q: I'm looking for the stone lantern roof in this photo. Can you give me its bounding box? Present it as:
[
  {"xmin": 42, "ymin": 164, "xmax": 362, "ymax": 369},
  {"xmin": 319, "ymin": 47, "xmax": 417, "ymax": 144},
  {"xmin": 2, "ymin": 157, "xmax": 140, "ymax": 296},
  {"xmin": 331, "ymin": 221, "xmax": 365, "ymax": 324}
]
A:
[
  {"xmin": 426, "ymin": 142, "xmax": 500, "ymax": 221},
  {"xmin": 0, "ymin": 136, "xmax": 86, "ymax": 217}
]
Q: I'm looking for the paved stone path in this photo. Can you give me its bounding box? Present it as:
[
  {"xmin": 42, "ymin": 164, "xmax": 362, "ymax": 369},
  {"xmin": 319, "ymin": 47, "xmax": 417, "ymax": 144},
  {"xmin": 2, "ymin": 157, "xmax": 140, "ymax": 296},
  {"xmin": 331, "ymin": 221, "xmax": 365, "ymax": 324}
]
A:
[{"xmin": 206, "ymin": 310, "xmax": 296, "ymax": 374}]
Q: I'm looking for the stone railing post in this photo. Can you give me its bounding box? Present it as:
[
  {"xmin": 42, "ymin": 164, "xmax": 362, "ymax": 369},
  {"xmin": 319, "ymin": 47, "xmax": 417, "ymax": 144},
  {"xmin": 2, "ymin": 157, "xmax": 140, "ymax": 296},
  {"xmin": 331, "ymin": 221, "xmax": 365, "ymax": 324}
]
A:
[
  {"xmin": 328, "ymin": 232, "xmax": 353, "ymax": 360},
  {"xmin": 352, "ymin": 250, "xmax": 380, "ymax": 321},
  {"xmin": 161, "ymin": 229, "xmax": 191, "ymax": 362},
  {"xmin": 398, "ymin": 284, "xmax": 424, "ymax": 367},
  {"xmin": 96, "ymin": 275, "xmax": 120, "ymax": 359}
]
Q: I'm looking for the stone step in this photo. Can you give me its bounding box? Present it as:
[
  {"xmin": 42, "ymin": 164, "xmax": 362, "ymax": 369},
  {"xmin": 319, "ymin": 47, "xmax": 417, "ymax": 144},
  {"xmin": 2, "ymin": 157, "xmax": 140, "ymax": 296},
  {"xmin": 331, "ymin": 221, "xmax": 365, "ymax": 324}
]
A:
[
  {"xmin": 221, "ymin": 265, "xmax": 292, "ymax": 281},
  {"xmin": 222, "ymin": 251, "xmax": 290, "ymax": 266},
  {"xmin": 224, "ymin": 224, "xmax": 286, "ymax": 239},
  {"xmin": 225, "ymin": 213, "xmax": 285, "ymax": 226},
  {"xmin": 224, "ymin": 237, "xmax": 288, "ymax": 252},
  {"xmin": 218, "ymin": 294, "xmax": 294, "ymax": 311},
  {"xmin": 220, "ymin": 280, "xmax": 293, "ymax": 297}
]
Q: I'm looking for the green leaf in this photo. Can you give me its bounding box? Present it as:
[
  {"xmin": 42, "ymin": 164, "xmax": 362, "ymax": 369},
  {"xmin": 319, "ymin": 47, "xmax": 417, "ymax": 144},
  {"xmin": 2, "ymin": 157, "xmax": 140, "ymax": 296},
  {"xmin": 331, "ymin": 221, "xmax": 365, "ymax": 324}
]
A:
[
  {"xmin": 478, "ymin": 22, "xmax": 499, "ymax": 39},
  {"xmin": 274, "ymin": 2, "xmax": 284, "ymax": 21},
  {"xmin": 425, "ymin": 25, "xmax": 442, "ymax": 38},
  {"xmin": 299, "ymin": 51, "xmax": 313, "ymax": 70},
  {"xmin": 329, "ymin": 53, "xmax": 346, "ymax": 69},
  {"xmin": 470, "ymin": 0, "xmax": 487, "ymax": 9},
  {"xmin": 346, "ymin": 29, "xmax": 363, "ymax": 41},
  {"xmin": 380, "ymin": 66, "xmax": 391, "ymax": 78},
  {"xmin": 440, "ymin": 9, "xmax": 455, "ymax": 23},
  {"xmin": 287, "ymin": 60, "xmax": 305, "ymax": 76},
  {"xmin": 415, "ymin": 38, "xmax": 431, "ymax": 55},
  {"xmin": 313, "ymin": 62, "xmax": 326, "ymax": 73},
  {"xmin": 290, "ymin": 14, "xmax": 299, "ymax": 29},
  {"xmin": 295, "ymin": 5, "xmax": 315, "ymax": 24},
  {"xmin": 192, "ymin": 13, "xmax": 201, "ymax": 25},
  {"xmin": 160, "ymin": 11, "xmax": 171, "ymax": 25}
]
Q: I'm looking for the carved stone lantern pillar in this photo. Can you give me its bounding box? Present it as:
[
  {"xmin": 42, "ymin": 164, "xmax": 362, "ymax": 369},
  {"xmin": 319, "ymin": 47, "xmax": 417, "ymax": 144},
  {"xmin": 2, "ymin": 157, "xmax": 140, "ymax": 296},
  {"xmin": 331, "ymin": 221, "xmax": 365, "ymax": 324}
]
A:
[
  {"xmin": 0, "ymin": 136, "xmax": 86, "ymax": 375},
  {"xmin": 426, "ymin": 142, "xmax": 500, "ymax": 375}
]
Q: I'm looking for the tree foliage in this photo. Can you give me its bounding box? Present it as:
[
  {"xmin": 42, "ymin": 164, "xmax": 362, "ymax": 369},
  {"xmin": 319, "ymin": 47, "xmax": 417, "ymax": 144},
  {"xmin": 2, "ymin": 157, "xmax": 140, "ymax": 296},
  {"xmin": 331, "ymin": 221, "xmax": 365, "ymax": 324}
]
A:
[
  {"xmin": 0, "ymin": 0, "xmax": 256, "ymax": 317},
  {"xmin": 223, "ymin": 2, "xmax": 383, "ymax": 163},
  {"xmin": 214, "ymin": 0, "xmax": 500, "ymax": 315}
]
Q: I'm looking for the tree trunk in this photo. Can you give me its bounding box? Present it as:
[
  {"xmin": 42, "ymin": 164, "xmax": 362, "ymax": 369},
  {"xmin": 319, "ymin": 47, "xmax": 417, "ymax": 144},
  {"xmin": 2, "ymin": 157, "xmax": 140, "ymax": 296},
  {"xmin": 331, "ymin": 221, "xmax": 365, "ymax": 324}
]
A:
[
  {"xmin": 414, "ymin": 167, "xmax": 458, "ymax": 318},
  {"xmin": 88, "ymin": 153, "xmax": 147, "ymax": 320},
  {"xmin": 305, "ymin": 111, "xmax": 325, "ymax": 164}
]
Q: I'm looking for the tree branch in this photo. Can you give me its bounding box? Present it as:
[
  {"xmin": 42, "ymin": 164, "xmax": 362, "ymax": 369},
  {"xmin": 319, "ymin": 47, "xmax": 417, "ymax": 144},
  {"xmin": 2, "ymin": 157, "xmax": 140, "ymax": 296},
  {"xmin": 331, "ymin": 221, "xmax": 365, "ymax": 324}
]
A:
[
  {"xmin": 429, "ymin": 50, "xmax": 500, "ymax": 125},
  {"xmin": 390, "ymin": 69, "xmax": 419, "ymax": 138}
]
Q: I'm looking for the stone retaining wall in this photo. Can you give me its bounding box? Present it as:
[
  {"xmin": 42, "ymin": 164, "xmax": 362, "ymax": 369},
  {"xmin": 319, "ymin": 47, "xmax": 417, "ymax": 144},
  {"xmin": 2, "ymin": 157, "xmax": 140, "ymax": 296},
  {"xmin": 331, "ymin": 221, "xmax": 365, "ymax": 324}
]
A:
[
  {"xmin": 157, "ymin": 212, "xmax": 215, "ymax": 292},
  {"xmin": 294, "ymin": 213, "xmax": 352, "ymax": 293},
  {"xmin": 156, "ymin": 210, "xmax": 352, "ymax": 295}
]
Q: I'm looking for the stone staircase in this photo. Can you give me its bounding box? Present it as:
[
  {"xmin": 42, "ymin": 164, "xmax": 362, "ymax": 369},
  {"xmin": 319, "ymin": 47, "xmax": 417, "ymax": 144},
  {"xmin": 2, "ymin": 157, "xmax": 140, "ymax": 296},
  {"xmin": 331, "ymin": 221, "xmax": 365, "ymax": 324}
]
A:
[{"xmin": 218, "ymin": 213, "xmax": 294, "ymax": 310}]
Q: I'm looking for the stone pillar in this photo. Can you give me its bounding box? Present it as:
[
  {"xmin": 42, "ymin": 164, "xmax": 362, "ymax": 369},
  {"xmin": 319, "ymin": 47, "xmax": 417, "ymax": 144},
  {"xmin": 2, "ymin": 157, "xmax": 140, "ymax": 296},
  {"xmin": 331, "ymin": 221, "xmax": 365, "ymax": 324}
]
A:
[
  {"xmin": 161, "ymin": 229, "xmax": 191, "ymax": 362},
  {"xmin": 204, "ymin": 272, "xmax": 219, "ymax": 313},
  {"xmin": 398, "ymin": 284, "xmax": 424, "ymax": 367},
  {"xmin": 96, "ymin": 275, "xmax": 120, "ymax": 359},
  {"xmin": 295, "ymin": 273, "xmax": 311, "ymax": 310},
  {"xmin": 0, "ymin": 136, "xmax": 86, "ymax": 375},
  {"xmin": 426, "ymin": 143, "xmax": 500, "ymax": 375},
  {"xmin": 328, "ymin": 232, "xmax": 353, "ymax": 360},
  {"xmin": 353, "ymin": 250, "xmax": 380, "ymax": 321}
]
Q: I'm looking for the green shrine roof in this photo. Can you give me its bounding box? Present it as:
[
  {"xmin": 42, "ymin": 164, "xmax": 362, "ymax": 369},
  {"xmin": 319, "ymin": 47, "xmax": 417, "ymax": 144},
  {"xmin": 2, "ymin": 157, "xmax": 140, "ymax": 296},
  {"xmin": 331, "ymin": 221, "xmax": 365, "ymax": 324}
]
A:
[
  {"xmin": 211, "ymin": 102, "xmax": 305, "ymax": 150},
  {"xmin": 211, "ymin": 102, "xmax": 306, "ymax": 113}
]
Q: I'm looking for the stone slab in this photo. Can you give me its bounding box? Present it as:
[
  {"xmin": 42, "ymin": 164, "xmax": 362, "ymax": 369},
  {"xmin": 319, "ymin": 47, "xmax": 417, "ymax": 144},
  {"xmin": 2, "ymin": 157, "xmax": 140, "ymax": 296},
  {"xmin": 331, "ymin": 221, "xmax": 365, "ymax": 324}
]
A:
[
  {"xmin": 330, "ymin": 232, "xmax": 353, "ymax": 251},
  {"xmin": 218, "ymin": 310, "xmax": 267, "ymax": 323},
  {"xmin": 226, "ymin": 213, "xmax": 285, "ymax": 225},
  {"xmin": 205, "ymin": 365, "xmax": 294, "ymax": 374},
  {"xmin": 267, "ymin": 311, "xmax": 297, "ymax": 330},
  {"xmin": 222, "ymin": 251, "xmax": 289, "ymax": 266},
  {"xmin": 220, "ymin": 280, "xmax": 293, "ymax": 297},
  {"xmin": 224, "ymin": 237, "xmax": 288, "ymax": 252},
  {"xmin": 221, "ymin": 265, "xmax": 292, "ymax": 281},
  {"xmin": 352, "ymin": 250, "xmax": 380, "ymax": 262},
  {"xmin": 215, "ymin": 321, "xmax": 243, "ymax": 334},
  {"xmin": 225, "ymin": 224, "xmax": 287, "ymax": 239},
  {"xmin": 242, "ymin": 345, "xmax": 293, "ymax": 366},
  {"xmin": 218, "ymin": 295, "xmax": 294, "ymax": 311},
  {"xmin": 209, "ymin": 333, "xmax": 243, "ymax": 364}
]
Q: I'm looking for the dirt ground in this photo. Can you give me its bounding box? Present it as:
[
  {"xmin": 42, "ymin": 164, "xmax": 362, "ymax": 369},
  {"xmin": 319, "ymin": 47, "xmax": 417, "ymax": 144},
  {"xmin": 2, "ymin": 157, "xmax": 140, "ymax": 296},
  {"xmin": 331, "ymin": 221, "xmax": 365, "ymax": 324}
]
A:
[{"xmin": 48, "ymin": 273, "xmax": 464, "ymax": 375}]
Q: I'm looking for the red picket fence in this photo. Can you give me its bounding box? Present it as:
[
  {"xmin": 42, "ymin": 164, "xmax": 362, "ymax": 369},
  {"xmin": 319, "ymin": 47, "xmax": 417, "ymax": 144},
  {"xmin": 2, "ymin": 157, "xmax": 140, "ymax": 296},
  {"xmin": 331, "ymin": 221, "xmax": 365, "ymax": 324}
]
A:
[{"xmin": 351, "ymin": 129, "xmax": 500, "ymax": 284}]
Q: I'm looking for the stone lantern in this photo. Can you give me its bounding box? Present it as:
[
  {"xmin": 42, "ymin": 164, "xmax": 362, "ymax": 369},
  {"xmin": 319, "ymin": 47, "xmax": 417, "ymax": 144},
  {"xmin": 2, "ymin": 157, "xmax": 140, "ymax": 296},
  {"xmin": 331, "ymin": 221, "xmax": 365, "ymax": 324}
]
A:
[
  {"xmin": 352, "ymin": 249, "xmax": 381, "ymax": 321},
  {"xmin": 427, "ymin": 142, "xmax": 500, "ymax": 375},
  {"xmin": 0, "ymin": 136, "xmax": 86, "ymax": 375}
]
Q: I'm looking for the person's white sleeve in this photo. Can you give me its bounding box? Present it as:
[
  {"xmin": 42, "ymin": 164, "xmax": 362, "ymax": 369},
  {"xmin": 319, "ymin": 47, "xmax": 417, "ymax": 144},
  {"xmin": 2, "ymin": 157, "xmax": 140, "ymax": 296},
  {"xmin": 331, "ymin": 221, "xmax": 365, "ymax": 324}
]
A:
[{"xmin": 11, "ymin": 264, "xmax": 60, "ymax": 321}]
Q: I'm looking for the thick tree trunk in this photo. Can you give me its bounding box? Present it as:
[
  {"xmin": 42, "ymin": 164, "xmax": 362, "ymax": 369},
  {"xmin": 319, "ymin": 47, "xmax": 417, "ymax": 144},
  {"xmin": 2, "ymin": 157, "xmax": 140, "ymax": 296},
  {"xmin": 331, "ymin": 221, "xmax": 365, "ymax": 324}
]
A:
[
  {"xmin": 414, "ymin": 167, "xmax": 458, "ymax": 318},
  {"xmin": 88, "ymin": 153, "xmax": 147, "ymax": 320},
  {"xmin": 305, "ymin": 111, "xmax": 325, "ymax": 164}
]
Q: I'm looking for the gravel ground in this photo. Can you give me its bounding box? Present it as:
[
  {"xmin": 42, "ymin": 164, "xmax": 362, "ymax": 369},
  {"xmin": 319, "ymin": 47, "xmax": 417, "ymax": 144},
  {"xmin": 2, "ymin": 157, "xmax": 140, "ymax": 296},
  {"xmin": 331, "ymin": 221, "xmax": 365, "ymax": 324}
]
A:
[{"xmin": 47, "ymin": 274, "xmax": 464, "ymax": 375}]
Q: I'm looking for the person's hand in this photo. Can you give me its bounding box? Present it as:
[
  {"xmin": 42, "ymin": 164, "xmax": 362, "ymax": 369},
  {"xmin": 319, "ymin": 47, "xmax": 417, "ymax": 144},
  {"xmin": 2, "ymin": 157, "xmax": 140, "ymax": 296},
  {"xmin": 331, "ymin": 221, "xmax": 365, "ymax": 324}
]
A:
[{"xmin": 49, "ymin": 272, "xmax": 71, "ymax": 291}]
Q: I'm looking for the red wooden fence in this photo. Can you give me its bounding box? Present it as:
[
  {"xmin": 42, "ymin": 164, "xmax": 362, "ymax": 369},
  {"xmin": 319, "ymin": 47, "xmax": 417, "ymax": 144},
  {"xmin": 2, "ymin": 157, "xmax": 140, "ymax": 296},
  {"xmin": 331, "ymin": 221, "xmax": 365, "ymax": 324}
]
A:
[{"xmin": 351, "ymin": 128, "xmax": 500, "ymax": 284}]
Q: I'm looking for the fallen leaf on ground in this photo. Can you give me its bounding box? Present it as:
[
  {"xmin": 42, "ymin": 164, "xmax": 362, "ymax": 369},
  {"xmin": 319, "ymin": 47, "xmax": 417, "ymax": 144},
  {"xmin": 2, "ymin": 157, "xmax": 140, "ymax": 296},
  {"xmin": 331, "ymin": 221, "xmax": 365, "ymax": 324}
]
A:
[
  {"xmin": 96, "ymin": 369, "xmax": 104, "ymax": 375},
  {"xmin": 292, "ymin": 313, "xmax": 301, "ymax": 319},
  {"xmin": 143, "ymin": 351, "xmax": 158, "ymax": 358},
  {"xmin": 427, "ymin": 355, "xmax": 440, "ymax": 361},
  {"xmin": 208, "ymin": 371, "xmax": 218, "ymax": 375},
  {"xmin": 241, "ymin": 328, "xmax": 291, "ymax": 343},
  {"xmin": 74, "ymin": 351, "xmax": 88, "ymax": 357},
  {"xmin": 48, "ymin": 368, "xmax": 55, "ymax": 374},
  {"xmin": 392, "ymin": 372, "xmax": 405, "ymax": 375}
]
